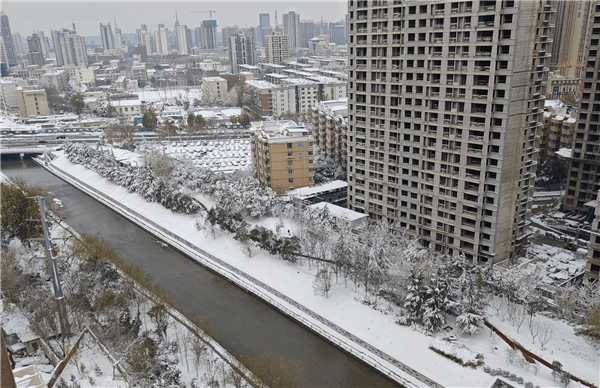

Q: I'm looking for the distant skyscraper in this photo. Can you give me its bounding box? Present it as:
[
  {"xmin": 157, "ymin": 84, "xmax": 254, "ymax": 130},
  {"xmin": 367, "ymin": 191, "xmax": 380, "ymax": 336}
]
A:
[
  {"xmin": 264, "ymin": 33, "xmax": 289, "ymax": 64},
  {"xmin": 51, "ymin": 27, "xmax": 88, "ymax": 67},
  {"xmin": 176, "ymin": 25, "xmax": 192, "ymax": 54},
  {"xmin": 36, "ymin": 31, "xmax": 49, "ymax": 55},
  {"xmin": 0, "ymin": 37, "xmax": 9, "ymax": 71},
  {"xmin": 12, "ymin": 32, "xmax": 23, "ymax": 52},
  {"xmin": 330, "ymin": 24, "xmax": 346, "ymax": 45},
  {"xmin": 221, "ymin": 25, "xmax": 238, "ymax": 49},
  {"xmin": 258, "ymin": 13, "xmax": 270, "ymax": 42},
  {"xmin": 99, "ymin": 23, "xmax": 115, "ymax": 51},
  {"xmin": 154, "ymin": 27, "xmax": 169, "ymax": 55},
  {"xmin": 0, "ymin": 12, "xmax": 17, "ymax": 66},
  {"xmin": 193, "ymin": 27, "xmax": 202, "ymax": 48},
  {"xmin": 282, "ymin": 12, "xmax": 300, "ymax": 48},
  {"xmin": 27, "ymin": 33, "xmax": 45, "ymax": 66},
  {"xmin": 202, "ymin": 20, "xmax": 218, "ymax": 49},
  {"xmin": 300, "ymin": 20, "xmax": 316, "ymax": 48},
  {"xmin": 229, "ymin": 33, "xmax": 255, "ymax": 73},
  {"xmin": 114, "ymin": 19, "xmax": 123, "ymax": 49},
  {"xmin": 550, "ymin": 0, "xmax": 592, "ymax": 78}
]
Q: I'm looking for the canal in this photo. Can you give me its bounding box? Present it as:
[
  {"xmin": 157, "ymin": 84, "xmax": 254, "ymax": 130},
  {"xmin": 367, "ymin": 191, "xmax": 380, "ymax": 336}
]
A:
[{"xmin": 1, "ymin": 157, "xmax": 399, "ymax": 388}]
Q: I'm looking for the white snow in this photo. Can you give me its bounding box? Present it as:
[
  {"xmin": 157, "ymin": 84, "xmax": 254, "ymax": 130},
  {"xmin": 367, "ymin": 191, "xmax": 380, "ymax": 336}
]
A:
[{"xmin": 44, "ymin": 153, "xmax": 600, "ymax": 388}]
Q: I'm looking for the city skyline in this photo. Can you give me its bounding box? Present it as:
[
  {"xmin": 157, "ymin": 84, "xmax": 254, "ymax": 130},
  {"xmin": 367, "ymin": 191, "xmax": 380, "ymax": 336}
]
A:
[{"xmin": 3, "ymin": 1, "xmax": 347, "ymax": 37}]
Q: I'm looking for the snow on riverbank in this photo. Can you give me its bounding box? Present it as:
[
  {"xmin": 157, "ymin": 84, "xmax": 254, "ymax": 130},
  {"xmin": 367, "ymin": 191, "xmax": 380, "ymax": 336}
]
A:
[{"xmin": 46, "ymin": 153, "xmax": 599, "ymax": 388}]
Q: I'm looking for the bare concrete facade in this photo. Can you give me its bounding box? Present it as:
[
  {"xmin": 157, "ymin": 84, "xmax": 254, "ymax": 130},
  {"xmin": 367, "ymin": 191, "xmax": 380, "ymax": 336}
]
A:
[
  {"xmin": 563, "ymin": 1, "xmax": 600, "ymax": 213},
  {"xmin": 347, "ymin": 0, "xmax": 553, "ymax": 264}
]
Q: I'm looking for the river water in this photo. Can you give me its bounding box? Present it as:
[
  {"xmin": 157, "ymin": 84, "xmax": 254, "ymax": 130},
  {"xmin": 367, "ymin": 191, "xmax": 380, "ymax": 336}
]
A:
[{"xmin": 1, "ymin": 157, "xmax": 400, "ymax": 388}]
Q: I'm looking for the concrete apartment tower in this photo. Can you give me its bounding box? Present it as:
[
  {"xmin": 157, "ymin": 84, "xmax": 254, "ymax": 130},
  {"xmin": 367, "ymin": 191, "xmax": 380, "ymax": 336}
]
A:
[
  {"xmin": 229, "ymin": 34, "xmax": 255, "ymax": 73},
  {"xmin": 0, "ymin": 12, "xmax": 17, "ymax": 66},
  {"xmin": 27, "ymin": 33, "xmax": 45, "ymax": 67},
  {"xmin": 51, "ymin": 27, "xmax": 88, "ymax": 67},
  {"xmin": 265, "ymin": 33, "xmax": 290, "ymax": 64},
  {"xmin": 563, "ymin": 1, "xmax": 600, "ymax": 214},
  {"xmin": 282, "ymin": 11, "xmax": 301, "ymax": 48},
  {"xmin": 347, "ymin": 0, "xmax": 554, "ymax": 264},
  {"xmin": 100, "ymin": 23, "xmax": 115, "ymax": 51}
]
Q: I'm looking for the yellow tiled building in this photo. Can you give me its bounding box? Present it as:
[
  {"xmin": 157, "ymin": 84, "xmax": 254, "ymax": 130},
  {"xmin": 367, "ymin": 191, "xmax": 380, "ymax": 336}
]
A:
[{"xmin": 250, "ymin": 121, "xmax": 315, "ymax": 195}]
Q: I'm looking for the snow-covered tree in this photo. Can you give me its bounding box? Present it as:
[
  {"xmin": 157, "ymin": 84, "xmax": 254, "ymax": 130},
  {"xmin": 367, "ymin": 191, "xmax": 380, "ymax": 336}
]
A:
[
  {"xmin": 455, "ymin": 263, "xmax": 488, "ymax": 335},
  {"xmin": 400, "ymin": 270, "xmax": 427, "ymax": 328},
  {"xmin": 313, "ymin": 267, "xmax": 333, "ymax": 298}
]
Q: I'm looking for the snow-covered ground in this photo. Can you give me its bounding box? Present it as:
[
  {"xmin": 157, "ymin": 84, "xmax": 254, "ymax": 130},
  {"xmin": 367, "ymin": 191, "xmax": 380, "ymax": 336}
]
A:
[
  {"xmin": 134, "ymin": 88, "xmax": 201, "ymax": 105},
  {"xmin": 44, "ymin": 153, "xmax": 600, "ymax": 388}
]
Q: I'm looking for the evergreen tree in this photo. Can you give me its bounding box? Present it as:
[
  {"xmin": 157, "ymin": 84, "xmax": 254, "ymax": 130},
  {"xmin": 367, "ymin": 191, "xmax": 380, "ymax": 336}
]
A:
[{"xmin": 401, "ymin": 270, "xmax": 426, "ymax": 328}]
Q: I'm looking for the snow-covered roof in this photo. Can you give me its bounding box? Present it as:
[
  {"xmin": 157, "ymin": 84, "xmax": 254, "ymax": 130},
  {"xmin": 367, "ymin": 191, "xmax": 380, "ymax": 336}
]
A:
[
  {"xmin": 203, "ymin": 76, "xmax": 227, "ymax": 82},
  {"xmin": 288, "ymin": 180, "xmax": 347, "ymax": 199},
  {"xmin": 309, "ymin": 202, "xmax": 368, "ymax": 222},
  {"xmin": 556, "ymin": 148, "xmax": 572, "ymax": 159},
  {"xmin": 544, "ymin": 99, "xmax": 563, "ymax": 110},
  {"xmin": 584, "ymin": 199, "xmax": 597, "ymax": 208},
  {"xmin": 246, "ymin": 80, "xmax": 277, "ymax": 89}
]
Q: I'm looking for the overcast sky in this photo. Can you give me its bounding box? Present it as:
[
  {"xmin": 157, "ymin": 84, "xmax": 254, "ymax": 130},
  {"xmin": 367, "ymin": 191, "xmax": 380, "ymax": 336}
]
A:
[{"xmin": 4, "ymin": 1, "xmax": 347, "ymax": 37}]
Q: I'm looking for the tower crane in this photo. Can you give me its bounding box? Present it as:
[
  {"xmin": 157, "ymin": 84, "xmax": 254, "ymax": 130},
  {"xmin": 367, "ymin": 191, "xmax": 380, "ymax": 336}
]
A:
[{"xmin": 189, "ymin": 11, "xmax": 217, "ymax": 21}]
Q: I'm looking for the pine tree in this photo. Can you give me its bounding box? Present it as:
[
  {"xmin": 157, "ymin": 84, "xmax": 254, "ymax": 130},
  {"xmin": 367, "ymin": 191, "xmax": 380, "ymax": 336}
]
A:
[{"xmin": 402, "ymin": 270, "xmax": 426, "ymax": 328}]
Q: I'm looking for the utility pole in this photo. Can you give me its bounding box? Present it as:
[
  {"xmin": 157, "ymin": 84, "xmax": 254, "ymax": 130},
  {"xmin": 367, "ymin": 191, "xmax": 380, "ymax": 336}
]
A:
[{"xmin": 35, "ymin": 197, "xmax": 71, "ymax": 338}]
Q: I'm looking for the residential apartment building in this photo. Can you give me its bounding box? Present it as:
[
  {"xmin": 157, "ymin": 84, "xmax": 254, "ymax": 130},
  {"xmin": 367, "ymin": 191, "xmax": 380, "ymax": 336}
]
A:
[
  {"xmin": 229, "ymin": 34, "xmax": 255, "ymax": 73},
  {"xmin": 250, "ymin": 120, "xmax": 315, "ymax": 194},
  {"xmin": 202, "ymin": 76, "xmax": 227, "ymax": 102},
  {"xmin": 132, "ymin": 62, "xmax": 148, "ymax": 86},
  {"xmin": 563, "ymin": 1, "xmax": 600, "ymax": 213},
  {"xmin": 154, "ymin": 27, "xmax": 169, "ymax": 55},
  {"xmin": 15, "ymin": 86, "xmax": 50, "ymax": 117},
  {"xmin": 176, "ymin": 25, "xmax": 192, "ymax": 54},
  {"xmin": 0, "ymin": 77, "xmax": 28, "ymax": 110},
  {"xmin": 540, "ymin": 103, "xmax": 577, "ymax": 161},
  {"xmin": 587, "ymin": 190, "xmax": 600, "ymax": 281},
  {"xmin": 221, "ymin": 25, "xmax": 239, "ymax": 49},
  {"xmin": 283, "ymin": 12, "xmax": 301, "ymax": 48},
  {"xmin": 265, "ymin": 33, "xmax": 290, "ymax": 64},
  {"xmin": 41, "ymin": 70, "xmax": 68, "ymax": 92},
  {"xmin": 51, "ymin": 27, "xmax": 88, "ymax": 67},
  {"xmin": 27, "ymin": 33, "xmax": 45, "ymax": 67},
  {"xmin": 347, "ymin": 0, "xmax": 553, "ymax": 263},
  {"xmin": 551, "ymin": 0, "xmax": 592, "ymax": 79},
  {"xmin": 311, "ymin": 98, "xmax": 348, "ymax": 170},
  {"xmin": 0, "ymin": 12, "xmax": 16, "ymax": 66}
]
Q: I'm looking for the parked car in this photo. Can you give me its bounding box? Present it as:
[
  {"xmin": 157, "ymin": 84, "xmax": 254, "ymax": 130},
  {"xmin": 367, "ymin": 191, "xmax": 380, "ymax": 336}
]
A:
[
  {"xmin": 38, "ymin": 140, "xmax": 48, "ymax": 143},
  {"xmin": 56, "ymin": 135, "xmax": 66, "ymax": 139}
]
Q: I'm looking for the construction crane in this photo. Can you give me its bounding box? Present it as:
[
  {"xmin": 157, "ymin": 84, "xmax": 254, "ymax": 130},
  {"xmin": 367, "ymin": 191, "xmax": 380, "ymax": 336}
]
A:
[{"xmin": 189, "ymin": 10, "xmax": 217, "ymax": 21}]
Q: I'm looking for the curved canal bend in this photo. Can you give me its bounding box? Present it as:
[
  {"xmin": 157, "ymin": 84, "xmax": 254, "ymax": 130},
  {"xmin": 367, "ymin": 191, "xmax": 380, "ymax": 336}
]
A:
[{"xmin": 2, "ymin": 158, "xmax": 400, "ymax": 388}]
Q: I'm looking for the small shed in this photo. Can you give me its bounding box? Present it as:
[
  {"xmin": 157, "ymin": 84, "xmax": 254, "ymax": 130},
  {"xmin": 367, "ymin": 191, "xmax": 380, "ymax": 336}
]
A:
[{"xmin": 308, "ymin": 202, "xmax": 368, "ymax": 229}]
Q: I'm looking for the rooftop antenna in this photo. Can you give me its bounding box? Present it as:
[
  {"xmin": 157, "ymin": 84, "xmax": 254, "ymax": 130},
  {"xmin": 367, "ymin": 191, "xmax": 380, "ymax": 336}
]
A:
[
  {"xmin": 275, "ymin": 10, "xmax": 278, "ymax": 28},
  {"xmin": 72, "ymin": 19, "xmax": 76, "ymax": 33},
  {"xmin": 114, "ymin": 17, "xmax": 118, "ymax": 28}
]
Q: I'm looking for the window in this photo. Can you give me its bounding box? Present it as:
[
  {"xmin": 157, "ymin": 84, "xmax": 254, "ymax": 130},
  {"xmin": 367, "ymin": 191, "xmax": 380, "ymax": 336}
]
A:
[
  {"xmin": 287, "ymin": 151, "xmax": 293, "ymax": 157},
  {"xmin": 287, "ymin": 160, "xmax": 293, "ymax": 167},
  {"xmin": 289, "ymin": 178, "xmax": 294, "ymax": 183},
  {"xmin": 287, "ymin": 143, "xmax": 293, "ymax": 148},
  {"xmin": 288, "ymin": 169, "xmax": 294, "ymax": 175}
]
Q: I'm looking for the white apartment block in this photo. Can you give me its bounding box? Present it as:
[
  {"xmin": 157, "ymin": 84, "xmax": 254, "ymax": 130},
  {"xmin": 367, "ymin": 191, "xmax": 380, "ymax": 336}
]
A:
[
  {"xmin": 202, "ymin": 76, "xmax": 228, "ymax": 102},
  {"xmin": 41, "ymin": 70, "xmax": 68, "ymax": 92},
  {"xmin": 132, "ymin": 62, "xmax": 148, "ymax": 86},
  {"xmin": 0, "ymin": 77, "xmax": 28, "ymax": 110},
  {"xmin": 347, "ymin": 0, "xmax": 553, "ymax": 264},
  {"xmin": 176, "ymin": 25, "xmax": 192, "ymax": 55},
  {"xmin": 265, "ymin": 33, "xmax": 290, "ymax": 64},
  {"xmin": 155, "ymin": 28, "xmax": 169, "ymax": 55},
  {"xmin": 51, "ymin": 28, "xmax": 88, "ymax": 67}
]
